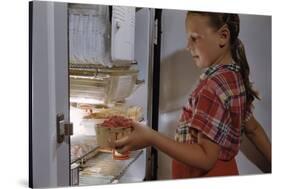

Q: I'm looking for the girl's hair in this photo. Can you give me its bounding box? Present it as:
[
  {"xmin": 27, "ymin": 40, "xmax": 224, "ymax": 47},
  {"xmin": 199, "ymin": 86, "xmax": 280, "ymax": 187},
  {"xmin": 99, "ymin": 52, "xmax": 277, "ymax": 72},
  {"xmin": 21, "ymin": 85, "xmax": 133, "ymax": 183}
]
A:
[{"xmin": 187, "ymin": 11, "xmax": 260, "ymax": 104}]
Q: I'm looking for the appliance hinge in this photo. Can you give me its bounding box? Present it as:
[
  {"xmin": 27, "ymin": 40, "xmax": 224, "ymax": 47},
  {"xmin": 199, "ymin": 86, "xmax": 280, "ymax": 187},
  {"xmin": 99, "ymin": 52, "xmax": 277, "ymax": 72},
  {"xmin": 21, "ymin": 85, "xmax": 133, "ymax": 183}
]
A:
[
  {"xmin": 57, "ymin": 113, "xmax": 73, "ymax": 143},
  {"xmin": 153, "ymin": 19, "xmax": 158, "ymax": 45}
]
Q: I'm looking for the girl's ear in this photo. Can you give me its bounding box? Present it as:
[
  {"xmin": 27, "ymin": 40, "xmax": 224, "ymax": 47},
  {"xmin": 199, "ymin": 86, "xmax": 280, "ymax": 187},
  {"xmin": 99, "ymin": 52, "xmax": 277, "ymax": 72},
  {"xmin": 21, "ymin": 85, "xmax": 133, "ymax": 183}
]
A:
[{"xmin": 217, "ymin": 24, "xmax": 230, "ymax": 48}]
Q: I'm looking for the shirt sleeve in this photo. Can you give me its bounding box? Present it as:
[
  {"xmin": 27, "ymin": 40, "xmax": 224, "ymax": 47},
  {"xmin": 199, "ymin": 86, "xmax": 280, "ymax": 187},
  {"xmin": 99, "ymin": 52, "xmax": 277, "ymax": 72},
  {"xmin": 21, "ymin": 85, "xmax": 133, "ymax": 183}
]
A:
[{"xmin": 189, "ymin": 84, "xmax": 232, "ymax": 146}]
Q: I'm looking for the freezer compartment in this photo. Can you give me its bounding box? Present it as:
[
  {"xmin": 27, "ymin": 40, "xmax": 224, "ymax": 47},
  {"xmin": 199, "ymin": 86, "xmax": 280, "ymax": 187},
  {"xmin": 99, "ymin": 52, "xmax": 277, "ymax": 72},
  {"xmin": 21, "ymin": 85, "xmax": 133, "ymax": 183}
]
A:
[
  {"xmin": 68, "ymin": 4, "xmax": 111, "ymax": 65},
  {"xmin": 70, "ymin": 74, "xmax": 111, "ymax": 103},
  {"xmin": 69, "ymin": 65, "xmax": 143, "ymax": 104},
  {"xmin": 68, "ymin": 4, "xmax": 136, "ymax": 67}
]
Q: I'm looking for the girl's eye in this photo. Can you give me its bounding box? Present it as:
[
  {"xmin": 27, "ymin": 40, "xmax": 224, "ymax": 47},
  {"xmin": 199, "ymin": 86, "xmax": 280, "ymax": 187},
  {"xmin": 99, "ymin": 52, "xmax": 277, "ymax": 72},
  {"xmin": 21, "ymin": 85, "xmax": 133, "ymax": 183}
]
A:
[{"xmin": 191, "ymin": 36, "xmax": 197, "ymax": 42}]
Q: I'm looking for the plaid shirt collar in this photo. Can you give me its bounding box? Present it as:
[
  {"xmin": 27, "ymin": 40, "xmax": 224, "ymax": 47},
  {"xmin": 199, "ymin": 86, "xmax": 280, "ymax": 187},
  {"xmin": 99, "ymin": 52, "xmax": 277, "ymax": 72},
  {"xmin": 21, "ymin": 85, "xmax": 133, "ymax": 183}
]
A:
[{"xmin": 199, "ymin": 62, "xmax": 240, "ymax": 81}]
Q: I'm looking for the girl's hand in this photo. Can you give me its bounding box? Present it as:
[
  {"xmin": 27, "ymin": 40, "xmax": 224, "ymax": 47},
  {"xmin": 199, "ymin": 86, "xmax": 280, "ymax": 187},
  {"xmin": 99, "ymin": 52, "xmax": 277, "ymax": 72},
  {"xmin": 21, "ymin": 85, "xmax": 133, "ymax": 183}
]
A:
[{"xmin": 109, "ymin": 121, "xmax": 154, "ymax": 154}]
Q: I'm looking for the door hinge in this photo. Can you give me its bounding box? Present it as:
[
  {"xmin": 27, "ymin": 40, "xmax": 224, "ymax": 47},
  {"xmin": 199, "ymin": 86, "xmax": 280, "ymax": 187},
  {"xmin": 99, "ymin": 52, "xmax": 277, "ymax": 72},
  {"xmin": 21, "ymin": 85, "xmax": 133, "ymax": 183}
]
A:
[{"xmin": 153, "ymin": 19, "xmax": 158, "ymax": 45}]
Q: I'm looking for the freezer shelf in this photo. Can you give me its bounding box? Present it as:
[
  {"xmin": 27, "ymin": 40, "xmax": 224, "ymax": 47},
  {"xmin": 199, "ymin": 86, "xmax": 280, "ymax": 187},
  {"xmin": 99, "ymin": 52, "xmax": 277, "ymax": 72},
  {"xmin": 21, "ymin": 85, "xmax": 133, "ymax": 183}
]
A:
[
  {"xmin": 79, "ymin": 150, "xmax": 143, "ymax": 186},
  {"xmin": 71, "ymin": 135, "xmax": 99, "ymax": 163}
]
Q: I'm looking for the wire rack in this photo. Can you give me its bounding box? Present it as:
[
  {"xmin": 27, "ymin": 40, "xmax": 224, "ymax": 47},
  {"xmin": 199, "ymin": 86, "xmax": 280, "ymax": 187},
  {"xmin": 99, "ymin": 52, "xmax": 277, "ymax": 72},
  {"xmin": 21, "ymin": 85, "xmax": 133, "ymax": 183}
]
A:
[{"xmin": 79, "ymin": 150, "xmax": 143, "ymax": 186}]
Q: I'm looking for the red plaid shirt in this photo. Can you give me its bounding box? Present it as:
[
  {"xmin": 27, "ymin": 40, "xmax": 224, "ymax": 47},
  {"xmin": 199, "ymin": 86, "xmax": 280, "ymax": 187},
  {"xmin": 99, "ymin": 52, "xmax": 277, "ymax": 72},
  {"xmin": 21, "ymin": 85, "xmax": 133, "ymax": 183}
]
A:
[{"xmin": 175, "ymin": 63, "xmax": 253, "ymax": 160}]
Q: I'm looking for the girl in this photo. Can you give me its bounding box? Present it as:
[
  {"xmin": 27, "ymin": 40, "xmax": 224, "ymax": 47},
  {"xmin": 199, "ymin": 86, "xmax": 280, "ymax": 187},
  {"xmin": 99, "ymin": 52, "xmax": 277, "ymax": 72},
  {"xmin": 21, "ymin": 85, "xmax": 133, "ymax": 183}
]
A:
[{"xmin": 110, "ymin": 11, "xmax": 271, "ymax": 178}]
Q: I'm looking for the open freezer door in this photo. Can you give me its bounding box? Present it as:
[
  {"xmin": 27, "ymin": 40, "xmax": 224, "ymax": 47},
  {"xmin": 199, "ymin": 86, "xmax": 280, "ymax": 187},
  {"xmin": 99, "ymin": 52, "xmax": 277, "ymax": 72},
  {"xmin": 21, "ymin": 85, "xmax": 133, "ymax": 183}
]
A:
[{"xmin": 29, "ymin": 1, "xmax": 71, "ymax": 187}]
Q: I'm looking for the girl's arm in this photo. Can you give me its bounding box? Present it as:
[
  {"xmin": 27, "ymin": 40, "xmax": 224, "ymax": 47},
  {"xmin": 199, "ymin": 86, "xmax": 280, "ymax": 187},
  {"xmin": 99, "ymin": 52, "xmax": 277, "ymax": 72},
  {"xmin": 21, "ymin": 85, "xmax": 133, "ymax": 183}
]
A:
[
  {"xmin": 244, "ymin": 116, "xmax": 271, "ymax": 163},
  {"xmin": 112, "ymin": 122, "xmax": 220, "ymax": 171}
]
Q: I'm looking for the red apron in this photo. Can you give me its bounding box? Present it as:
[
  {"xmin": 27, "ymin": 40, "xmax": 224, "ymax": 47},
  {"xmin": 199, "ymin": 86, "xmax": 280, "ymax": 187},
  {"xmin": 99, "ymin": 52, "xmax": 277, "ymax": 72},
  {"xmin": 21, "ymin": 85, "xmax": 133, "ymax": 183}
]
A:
[{"xmin": 172, "ymin": 158, "xmax": 239, "ymax": 179}]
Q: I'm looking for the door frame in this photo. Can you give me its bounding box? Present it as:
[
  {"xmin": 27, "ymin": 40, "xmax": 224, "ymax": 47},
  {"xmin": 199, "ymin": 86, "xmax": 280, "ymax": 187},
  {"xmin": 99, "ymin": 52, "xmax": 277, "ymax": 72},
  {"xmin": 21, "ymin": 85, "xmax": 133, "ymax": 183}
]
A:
[{"xmin": 29, "ymin": 1, "xmax": 70, "ymax": 187}]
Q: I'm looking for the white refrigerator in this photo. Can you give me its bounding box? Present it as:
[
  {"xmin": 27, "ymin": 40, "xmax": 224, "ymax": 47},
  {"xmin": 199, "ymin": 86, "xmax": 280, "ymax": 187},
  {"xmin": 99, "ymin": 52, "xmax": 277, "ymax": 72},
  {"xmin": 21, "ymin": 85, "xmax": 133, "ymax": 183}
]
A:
[{"xmin": 30, "ymin": 1, "xmax": 162, "ymax": 187}]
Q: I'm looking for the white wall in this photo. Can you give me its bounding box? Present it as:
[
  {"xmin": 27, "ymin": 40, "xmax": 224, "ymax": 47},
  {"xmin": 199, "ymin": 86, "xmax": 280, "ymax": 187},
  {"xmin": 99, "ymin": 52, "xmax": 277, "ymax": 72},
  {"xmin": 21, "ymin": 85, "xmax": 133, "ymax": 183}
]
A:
[
  {"xmin": 236, "ymin": 14, "xmax": 271, "ymax": 174},
  {"xmin": 158, "ymin": 10, "xmax": 271, "ymax": 179},
  {"xmin": 158, "ymin": 9, "xmax": 200, "ymax": 180}
]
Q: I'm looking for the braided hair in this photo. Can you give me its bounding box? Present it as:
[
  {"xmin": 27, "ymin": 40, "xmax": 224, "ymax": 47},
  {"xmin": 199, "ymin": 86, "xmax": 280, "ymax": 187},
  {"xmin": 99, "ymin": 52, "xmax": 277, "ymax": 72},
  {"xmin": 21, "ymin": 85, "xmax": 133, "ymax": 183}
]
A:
[{"xmin": 187, "ymin": 11, "xmax": 260, "ymax": 105}]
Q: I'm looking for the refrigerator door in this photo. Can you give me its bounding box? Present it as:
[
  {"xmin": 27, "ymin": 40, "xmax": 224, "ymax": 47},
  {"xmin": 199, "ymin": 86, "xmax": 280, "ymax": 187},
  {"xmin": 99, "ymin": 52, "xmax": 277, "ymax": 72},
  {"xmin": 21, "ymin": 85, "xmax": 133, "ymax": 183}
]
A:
[{"xmin": 30, "ymin": 1, "xmax": 70, "ymax": 187}]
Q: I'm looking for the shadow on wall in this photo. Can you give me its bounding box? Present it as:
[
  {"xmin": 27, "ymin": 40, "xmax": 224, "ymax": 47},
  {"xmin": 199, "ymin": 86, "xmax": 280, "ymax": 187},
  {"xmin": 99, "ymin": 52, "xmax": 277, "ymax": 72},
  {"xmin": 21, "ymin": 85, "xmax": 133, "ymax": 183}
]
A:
[
  {"xmin": 157, "ymin": 49, "xmax": 200, "ymax": 179},
  {"xmin": 159, "ymin": 49, "xmax": 201, "ymax": 113}
]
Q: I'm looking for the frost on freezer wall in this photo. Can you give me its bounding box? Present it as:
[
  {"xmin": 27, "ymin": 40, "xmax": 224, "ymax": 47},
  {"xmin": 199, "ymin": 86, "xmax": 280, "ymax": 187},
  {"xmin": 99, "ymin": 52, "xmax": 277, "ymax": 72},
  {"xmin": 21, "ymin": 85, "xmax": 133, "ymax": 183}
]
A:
[
  {"xmin": 68, "ymin": 4, "xmax": 136, "ymax": 67},
  {"xmin": 68, "ymin": 4, "xmax": 111, "ymax": 65}
]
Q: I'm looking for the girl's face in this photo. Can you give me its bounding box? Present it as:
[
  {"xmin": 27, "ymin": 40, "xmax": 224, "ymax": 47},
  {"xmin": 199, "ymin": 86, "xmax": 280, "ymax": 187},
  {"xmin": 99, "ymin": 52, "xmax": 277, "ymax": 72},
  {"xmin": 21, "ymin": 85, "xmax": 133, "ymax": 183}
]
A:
[{"xmin": 185, "ymin": 14, "xmax": 225, "ymax": 68}]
